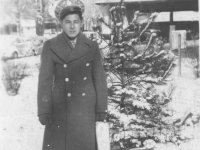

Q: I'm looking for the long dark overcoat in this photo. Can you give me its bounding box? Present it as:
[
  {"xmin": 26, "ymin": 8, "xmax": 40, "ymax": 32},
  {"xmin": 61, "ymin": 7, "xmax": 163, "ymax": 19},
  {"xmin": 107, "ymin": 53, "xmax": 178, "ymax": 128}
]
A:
[{"xmin": 37, "ymin": 32, "xmax": 108, "ymax": 150}]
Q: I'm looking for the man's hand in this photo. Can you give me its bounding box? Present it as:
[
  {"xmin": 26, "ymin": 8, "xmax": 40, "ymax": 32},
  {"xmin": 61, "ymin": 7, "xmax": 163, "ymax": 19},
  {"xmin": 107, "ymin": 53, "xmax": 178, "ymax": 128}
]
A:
[
  {"xmin": 39, "ymin": 114, "xmax": 52, "ymax": 125},
  {"xmin": 97, "ymin": 113, "xmax": 107, "ymax": 122}
]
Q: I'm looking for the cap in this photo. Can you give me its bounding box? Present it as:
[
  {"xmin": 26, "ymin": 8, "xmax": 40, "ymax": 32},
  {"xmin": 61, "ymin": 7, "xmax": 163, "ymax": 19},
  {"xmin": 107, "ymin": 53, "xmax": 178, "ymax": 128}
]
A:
[{"xmin": 59, "ymin": 5, "xmax": 82, "ymax": 21}]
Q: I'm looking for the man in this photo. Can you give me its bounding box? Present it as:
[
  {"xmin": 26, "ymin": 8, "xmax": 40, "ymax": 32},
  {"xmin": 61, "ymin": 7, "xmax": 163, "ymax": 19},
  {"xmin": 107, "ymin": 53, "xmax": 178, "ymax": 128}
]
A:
[{"xmin": 37, "ymin": 5, "xmax": 108, "ymax": 150}]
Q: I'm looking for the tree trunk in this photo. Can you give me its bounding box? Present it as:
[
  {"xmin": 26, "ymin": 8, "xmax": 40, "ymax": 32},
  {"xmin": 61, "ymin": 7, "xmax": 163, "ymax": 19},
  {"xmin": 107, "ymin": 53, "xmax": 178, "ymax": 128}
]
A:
[
  {"xmin": 36, "ymin": 17, "xmax": 44, "ymax": 36},
  {"xmin": 17, "ymin": 0, "xmax": 21, "ymax": 36},
  {"xmin": 120, "ymin": 58, "xmax": 125, "ymax": 112},
  {"xmin": 36, "ymin": 0, "xmax": 45, "ymax": 36},
  {"xmin": 18, "ymin": 18, "xmax": 21, "ymax": 36}
]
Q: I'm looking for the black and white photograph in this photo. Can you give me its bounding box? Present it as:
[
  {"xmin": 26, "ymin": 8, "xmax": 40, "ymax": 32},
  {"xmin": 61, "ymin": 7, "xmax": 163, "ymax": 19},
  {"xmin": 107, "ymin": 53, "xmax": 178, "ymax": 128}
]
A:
[{"xmin": 0, "ymin": 0, "xmax": 199, "ymax": 150}]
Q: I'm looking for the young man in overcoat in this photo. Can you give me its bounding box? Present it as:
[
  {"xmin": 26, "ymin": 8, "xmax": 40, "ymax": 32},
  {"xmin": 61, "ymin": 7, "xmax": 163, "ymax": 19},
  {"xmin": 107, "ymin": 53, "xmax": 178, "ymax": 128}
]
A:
[{"xmin": 37, "ymin": 5, "xmax": 108, "ymax": 150}]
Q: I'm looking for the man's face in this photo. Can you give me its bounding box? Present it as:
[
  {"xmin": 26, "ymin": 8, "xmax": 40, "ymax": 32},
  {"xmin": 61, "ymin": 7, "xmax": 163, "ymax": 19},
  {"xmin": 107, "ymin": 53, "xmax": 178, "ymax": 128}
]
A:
[{"xmin": 61, "ymin": 14, "xmax": 83, "ymax": 39}]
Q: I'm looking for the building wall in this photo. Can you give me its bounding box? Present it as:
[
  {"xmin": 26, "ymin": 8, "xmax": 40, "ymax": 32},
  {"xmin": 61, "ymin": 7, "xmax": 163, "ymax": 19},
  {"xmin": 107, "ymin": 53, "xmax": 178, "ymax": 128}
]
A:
[
  {"xmin": 93, "ymin": 0, "xmax": 199, "ymax": 39},
  {"xmin": 71, "ymin": 0, "xmax": 101, "ymax": 18}
]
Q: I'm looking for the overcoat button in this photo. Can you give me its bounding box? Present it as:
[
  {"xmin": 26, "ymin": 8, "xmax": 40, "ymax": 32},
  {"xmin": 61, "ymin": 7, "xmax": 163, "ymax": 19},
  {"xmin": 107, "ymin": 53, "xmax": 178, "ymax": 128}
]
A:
[
  {"xmin": 83, "ymin": 77, "xmax": 87, "ymax": 80},
  {"xmin": 64, "ymin": 64, "xmax": 67, "ymax": 68},
  {"xmin": 65, "ymin": 78, "xmax": 69, "ymax": 82},
  {"xmin": 67, "ymin": 93, "xmax": 71, "ymax": 97},
  {"xmin": 82, "ymin": 93, "xmax": 86, "ymax": 96},
  {"xmin": 86, "ymin": 63, "xmax": 89, "ymax": 66}
]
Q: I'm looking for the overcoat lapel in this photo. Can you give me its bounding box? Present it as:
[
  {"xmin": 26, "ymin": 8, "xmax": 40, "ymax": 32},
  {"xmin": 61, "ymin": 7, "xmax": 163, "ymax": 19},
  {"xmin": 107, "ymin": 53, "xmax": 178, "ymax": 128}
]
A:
[
  {"xmin": 50, "ymin": 32, "xmax": 92, "ymax": 63},
  {"xmin": 50, "ymin": 33, "xmax": 72, "ymax": 62},
  {"xmin": 66, "ymin": 33, "xmax": 92, "ymax": 63}
]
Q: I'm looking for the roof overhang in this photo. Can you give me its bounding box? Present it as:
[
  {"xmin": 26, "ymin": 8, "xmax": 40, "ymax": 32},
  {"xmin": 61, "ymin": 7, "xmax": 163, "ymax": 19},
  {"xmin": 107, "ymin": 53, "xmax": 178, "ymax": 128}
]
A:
[
  {"xmin": 95, "ymin": 0, "xmax": 195, "ymax": 4},
  {"xmin": 96, "ymin": 0, "xmax": 163, "ymax": 4}
]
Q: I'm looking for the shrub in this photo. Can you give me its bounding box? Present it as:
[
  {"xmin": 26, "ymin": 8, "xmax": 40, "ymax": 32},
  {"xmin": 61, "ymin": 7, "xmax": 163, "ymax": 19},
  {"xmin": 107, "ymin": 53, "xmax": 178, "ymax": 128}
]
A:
[
  {"xmin": 93, "ymin": 0, "xmax": 195, "ymax": 149},
  {"xmin": 2, "ymin": 62, "xmax": 29, "ymax": 96}
]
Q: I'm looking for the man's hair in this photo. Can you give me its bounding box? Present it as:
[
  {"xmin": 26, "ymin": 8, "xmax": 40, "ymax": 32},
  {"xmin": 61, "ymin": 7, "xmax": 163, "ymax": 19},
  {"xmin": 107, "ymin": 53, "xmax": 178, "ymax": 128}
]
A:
[{"xmin": 60, "ymin": 6, "xmax": 83, "ymax": 21}]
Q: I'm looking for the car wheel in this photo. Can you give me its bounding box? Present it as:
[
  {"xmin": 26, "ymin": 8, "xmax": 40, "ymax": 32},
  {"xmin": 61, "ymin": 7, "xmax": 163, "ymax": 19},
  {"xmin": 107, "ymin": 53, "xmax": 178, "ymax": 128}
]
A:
[{"xmin": 13, "ymin": 51, "xmax": 18, "ymax": 58}]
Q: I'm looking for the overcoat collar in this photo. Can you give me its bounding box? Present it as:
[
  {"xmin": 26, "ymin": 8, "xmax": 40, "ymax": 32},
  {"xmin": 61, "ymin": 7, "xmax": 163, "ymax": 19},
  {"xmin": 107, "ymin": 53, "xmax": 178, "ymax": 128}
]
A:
[{"xmin": 50, "ymin": 32, "xmax": 93, "ymax": 63}]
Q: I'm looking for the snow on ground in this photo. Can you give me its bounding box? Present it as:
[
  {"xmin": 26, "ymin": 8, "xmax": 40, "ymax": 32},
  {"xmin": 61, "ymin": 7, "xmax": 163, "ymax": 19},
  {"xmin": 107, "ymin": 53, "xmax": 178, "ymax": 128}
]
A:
[
  {"xmin": 155, "ymin": 58, "xmax": 200, "ymax": 150},
  {"xmin": 0, "ymin": 56, "xmax": 44, "ymax": 150},
  {"xmin": 163, "ymin": 58, "xmax": 200, "ymax": 115}
]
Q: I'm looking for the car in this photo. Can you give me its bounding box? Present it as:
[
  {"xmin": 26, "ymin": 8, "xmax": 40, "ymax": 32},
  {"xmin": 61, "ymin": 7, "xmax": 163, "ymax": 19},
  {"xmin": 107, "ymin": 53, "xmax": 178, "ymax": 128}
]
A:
[
  {"xmin": 1, "ymin": 37, "xmax": 48, "ymax": 60},
  {"xmin": 29, "ymin": 37, "xmax": 47, "ymax": 55},
  {"xmin": 1, "ymin": 44, "xmax": 19, "ymax": 60},
  {"xmin": 83, "ymin": 31, "xmax": 99, "ymax": 40},
  {"xmin": 1, "ymin": 35, "xmax": 50, "ymax": 60},
  {"xmin": 13, "ymin": 41, "xmax": 33, "ymax": 57}
]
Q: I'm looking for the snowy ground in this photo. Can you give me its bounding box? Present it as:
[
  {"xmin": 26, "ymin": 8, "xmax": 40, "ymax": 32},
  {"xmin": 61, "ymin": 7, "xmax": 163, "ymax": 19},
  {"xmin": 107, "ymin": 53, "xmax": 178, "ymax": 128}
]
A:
[
  {"xmin": 154, "ymin": 58, "xmax": 200, "ymax": 150},
  {"xmin": 0, "ymin": 35, "xmax": 200, "ymax": 150},
  {"xmin": 0, "ymin": 56, "xmax": 44, "ymax": 150}
]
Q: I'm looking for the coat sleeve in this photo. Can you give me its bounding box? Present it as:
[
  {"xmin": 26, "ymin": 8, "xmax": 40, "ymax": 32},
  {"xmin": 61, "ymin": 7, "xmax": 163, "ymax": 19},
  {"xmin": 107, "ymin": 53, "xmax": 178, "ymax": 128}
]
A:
[
  {"xmin": 37, "ymin": 41, "xmax": 54, "ymax": 116},
  {"xmin": 91, "ymin": 42, "xmax": 108, "ymax": 115}
]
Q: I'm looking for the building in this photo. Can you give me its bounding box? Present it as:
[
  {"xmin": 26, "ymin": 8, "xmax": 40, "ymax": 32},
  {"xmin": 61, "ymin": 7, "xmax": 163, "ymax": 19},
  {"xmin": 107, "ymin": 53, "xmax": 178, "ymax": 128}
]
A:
[{"xmin": 95, "ymin": 0, "xmax": 199, "ymax": 40}]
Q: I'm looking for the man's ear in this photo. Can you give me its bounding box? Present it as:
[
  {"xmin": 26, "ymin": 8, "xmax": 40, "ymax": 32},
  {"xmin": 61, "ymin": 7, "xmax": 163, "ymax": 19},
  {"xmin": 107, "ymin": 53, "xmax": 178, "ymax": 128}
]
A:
[
  {"xmin": 81, "ymin": 21, "xmax": 84, "ymax": 31},
  {"xmin": 59, "ymin": 21, "xmax": 63, "ymax": 28},
  {"xmin": 81, "ymin": 20, "xmax": 84, "ymax": 27}
]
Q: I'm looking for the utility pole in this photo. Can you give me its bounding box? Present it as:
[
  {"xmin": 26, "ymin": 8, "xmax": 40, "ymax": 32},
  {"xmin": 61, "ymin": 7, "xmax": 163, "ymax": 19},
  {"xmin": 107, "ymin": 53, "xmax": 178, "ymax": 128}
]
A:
[{"xmin": 17, "ymin": 0, "xmax": 21, "ymax": 36}]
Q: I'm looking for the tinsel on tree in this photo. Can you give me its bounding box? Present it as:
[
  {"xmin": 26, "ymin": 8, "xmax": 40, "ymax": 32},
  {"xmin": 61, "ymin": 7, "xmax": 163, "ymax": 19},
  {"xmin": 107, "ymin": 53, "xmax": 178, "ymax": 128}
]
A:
[{"xmin": 93, "ymin": 0, "xmax": 198, "ymax": 149}]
